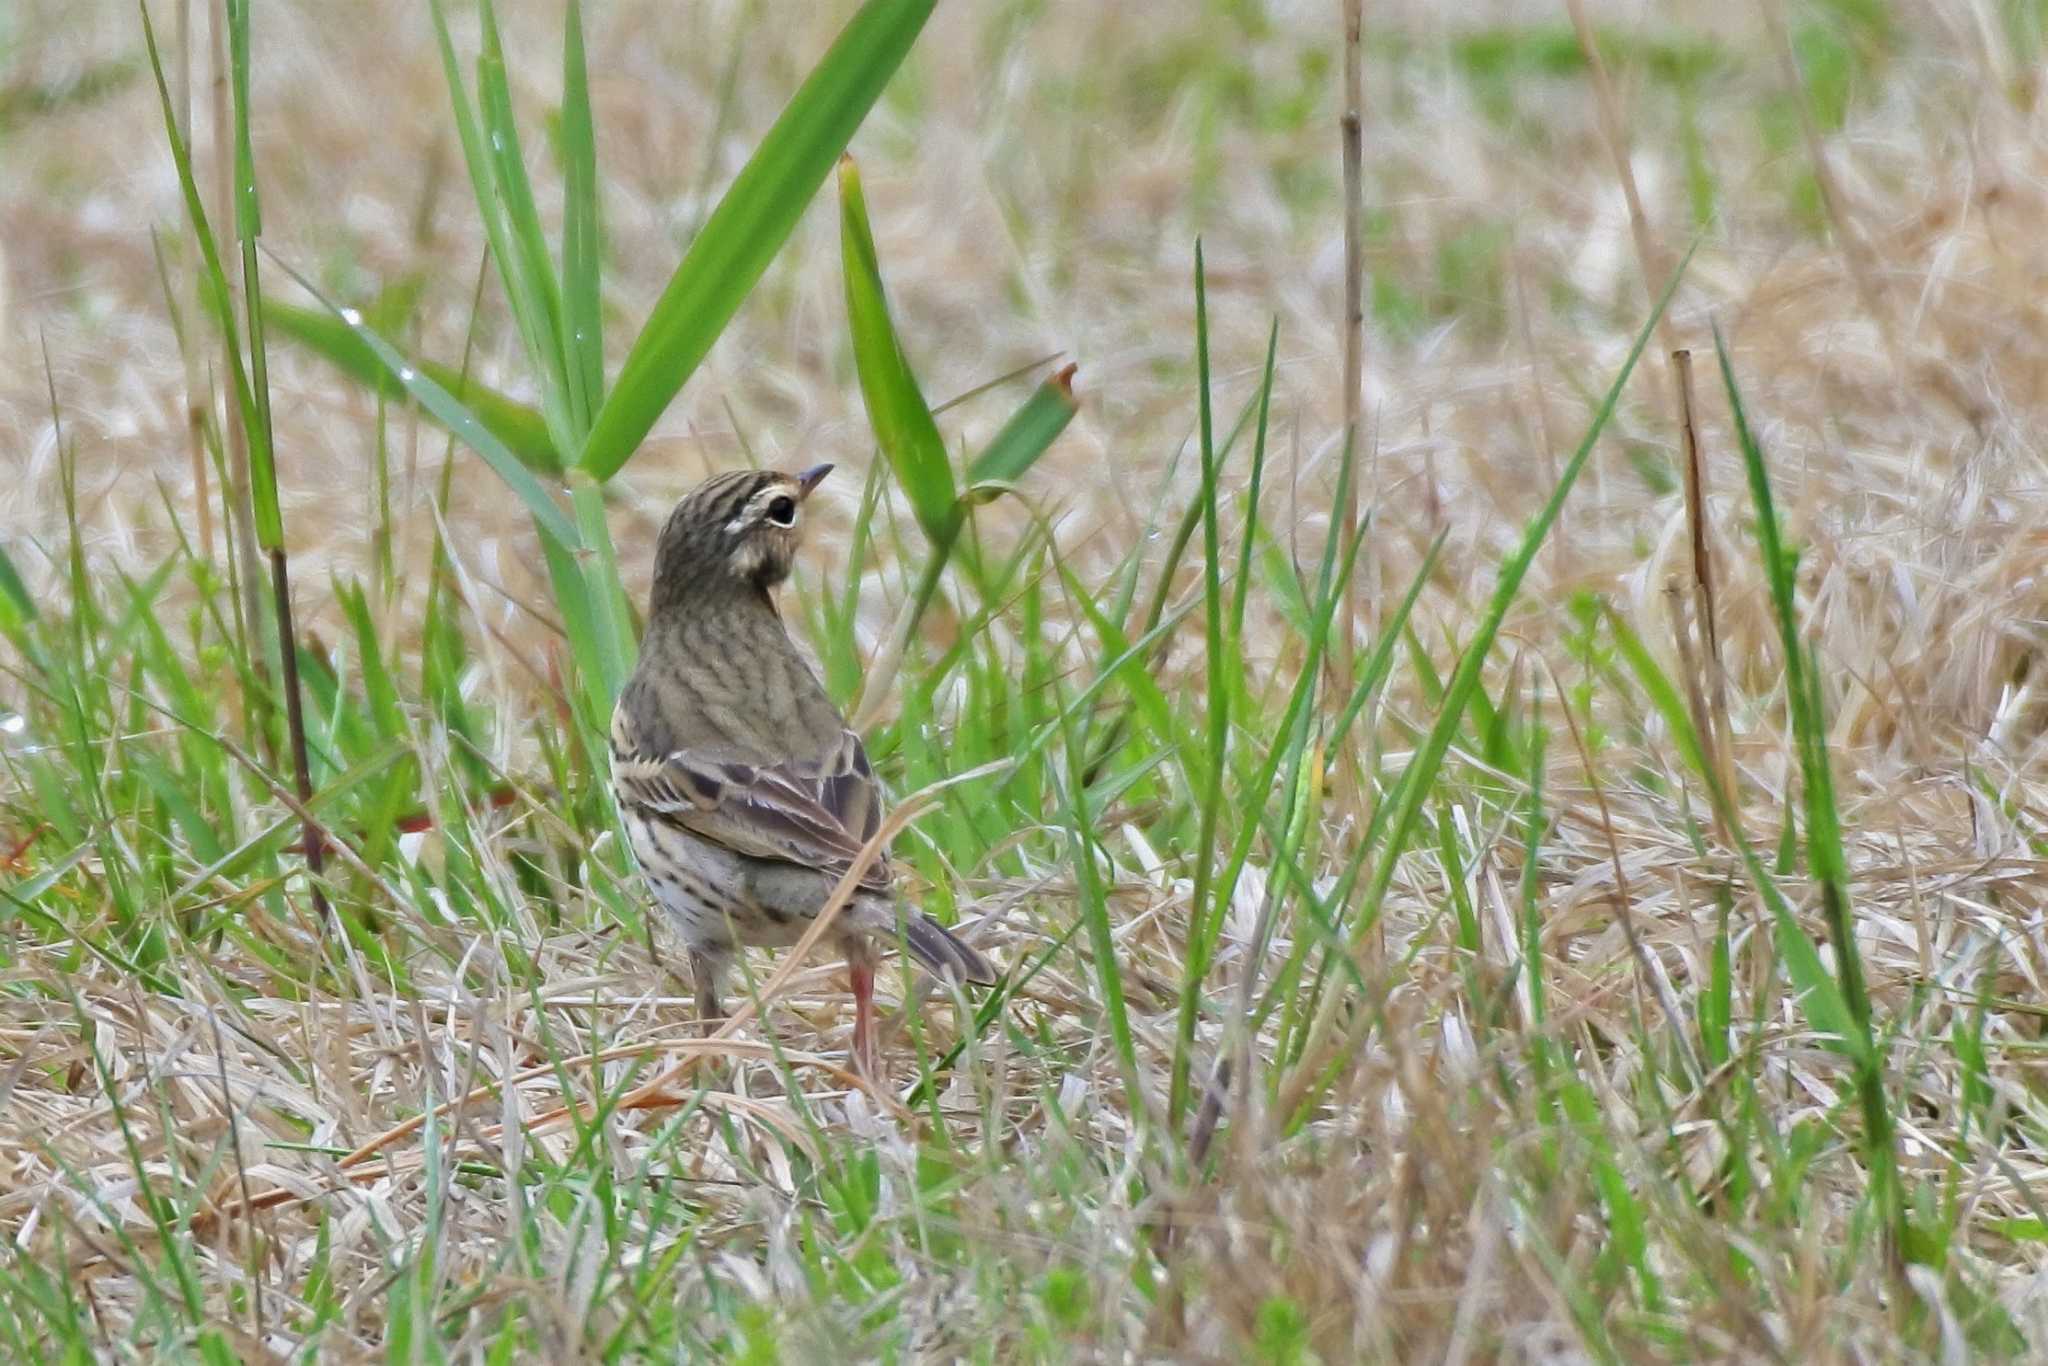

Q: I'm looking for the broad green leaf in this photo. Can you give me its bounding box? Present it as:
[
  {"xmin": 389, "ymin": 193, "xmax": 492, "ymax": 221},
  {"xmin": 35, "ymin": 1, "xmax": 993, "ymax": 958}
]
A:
[
  {"xmin": 580, "ymin": 0, "xmax": 938, "ymax": 479},
  {"xmin": 839, "ymin": 154, "xmax": 954, "ymax": 541}
]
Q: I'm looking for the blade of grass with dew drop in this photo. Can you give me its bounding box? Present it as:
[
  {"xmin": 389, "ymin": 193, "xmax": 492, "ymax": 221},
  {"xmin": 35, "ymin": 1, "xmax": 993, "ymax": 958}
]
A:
[
  {"xmin": 264, "ymin": 301, "xmax": 557, "ymax": 472},
  {"xmin": 580, "ymin": 0, "xmax": 938, "ymax": 479},
  {"xmin": 559, "ymin": 0, "xmax": 604, "ymax": 428},
  {"xmin": 838, "ymin": 154, "xmax": 955, "ymax": 542},
  {"xmin": 1342, "ymin": 243, "xmax": 1694, "ymax": 954},
  {"xmin": 272, "ymin": 258, "xmax": 580, "ymax": 551}
]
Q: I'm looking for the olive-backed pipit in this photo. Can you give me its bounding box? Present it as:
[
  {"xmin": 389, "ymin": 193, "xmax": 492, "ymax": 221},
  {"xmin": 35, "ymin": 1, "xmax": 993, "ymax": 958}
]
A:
[{"xmin": 611, "ymin": 464, "xmax": 995, "ymax": 1078}]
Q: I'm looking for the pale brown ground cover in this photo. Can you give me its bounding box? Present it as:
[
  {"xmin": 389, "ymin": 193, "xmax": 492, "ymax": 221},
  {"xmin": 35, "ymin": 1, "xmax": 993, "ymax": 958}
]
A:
[{"xmin": 6, "ymin": 0, "xmax": 2048, "ymax": 1358}]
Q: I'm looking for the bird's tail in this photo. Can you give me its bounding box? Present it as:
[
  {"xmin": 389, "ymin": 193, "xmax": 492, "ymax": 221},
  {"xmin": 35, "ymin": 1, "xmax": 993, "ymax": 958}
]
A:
[{"xmin": 901, "ymin": 913, "xmax": 998, "ymax": 985}]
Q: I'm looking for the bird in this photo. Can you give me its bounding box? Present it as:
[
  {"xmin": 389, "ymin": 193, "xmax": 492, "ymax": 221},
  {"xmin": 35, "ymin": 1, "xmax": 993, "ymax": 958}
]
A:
[{"xmin": 610, "ymin": 463, "xmax": 996, "ymax": 1079}]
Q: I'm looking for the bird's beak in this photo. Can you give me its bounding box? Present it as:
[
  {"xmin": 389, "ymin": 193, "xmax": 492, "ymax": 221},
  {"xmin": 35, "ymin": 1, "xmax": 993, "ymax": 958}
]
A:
[{"xmin": 796, "ymin": 463, "xmax": 833, "ymax": 499}]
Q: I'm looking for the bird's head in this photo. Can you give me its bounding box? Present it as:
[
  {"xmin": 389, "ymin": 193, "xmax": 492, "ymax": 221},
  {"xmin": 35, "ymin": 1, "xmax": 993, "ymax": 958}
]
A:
[{"xmin": 650, "ymin": 464, "xmax": 832, "ymax": 611}]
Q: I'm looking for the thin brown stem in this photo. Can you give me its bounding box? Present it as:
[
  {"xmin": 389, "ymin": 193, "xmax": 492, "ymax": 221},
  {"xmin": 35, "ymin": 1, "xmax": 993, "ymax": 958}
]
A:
[
  {"xmin": 1664, "ymin": 582, "xmax": 1728, "ymax": 848},
  {"xmin": 1674, "ymin": 348, "xmax": 1736, "ymax": 809},
  {"xmin": 1339, "ymin": 0, "xmax": 1367, "ymax": 668},
  {"xmin": 269, "ymin": 549, "xmax": 328, "ymax": 919}
]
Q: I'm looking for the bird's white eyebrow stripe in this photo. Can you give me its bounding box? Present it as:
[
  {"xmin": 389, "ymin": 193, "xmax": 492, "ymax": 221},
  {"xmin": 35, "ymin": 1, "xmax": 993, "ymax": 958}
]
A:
[{"xmin": 725, "ymin": 486, "xmax": 798, "ymax": 533}]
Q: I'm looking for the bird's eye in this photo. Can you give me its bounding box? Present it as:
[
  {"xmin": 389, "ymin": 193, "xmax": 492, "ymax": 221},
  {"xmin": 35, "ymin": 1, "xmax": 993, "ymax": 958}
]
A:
[{"xmin": 766, "ymin": 495, "xmax": 798, "ymax": 527}]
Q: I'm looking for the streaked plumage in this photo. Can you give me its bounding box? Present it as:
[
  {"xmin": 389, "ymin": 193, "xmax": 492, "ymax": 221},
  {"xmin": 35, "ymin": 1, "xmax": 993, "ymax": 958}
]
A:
[{"xmin": 611, "ymin": 465, "xmax": 994, "ymax": 1077}]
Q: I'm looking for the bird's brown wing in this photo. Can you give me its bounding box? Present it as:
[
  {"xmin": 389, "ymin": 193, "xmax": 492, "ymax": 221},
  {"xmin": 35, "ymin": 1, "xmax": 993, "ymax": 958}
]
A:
[{"xmin": 611, "ymin": 707, "xmax": 892, "ymax": 894}]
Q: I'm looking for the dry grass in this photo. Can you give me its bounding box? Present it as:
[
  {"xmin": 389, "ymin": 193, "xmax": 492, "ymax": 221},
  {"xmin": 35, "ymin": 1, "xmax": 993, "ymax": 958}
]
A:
[{"xmin": 8, "ymin": 0, "xmax": 2048, "ymax": 1358}]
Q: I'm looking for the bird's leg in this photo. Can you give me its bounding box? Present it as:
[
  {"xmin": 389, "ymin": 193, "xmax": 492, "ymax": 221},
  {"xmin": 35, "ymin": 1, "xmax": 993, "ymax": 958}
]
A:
[
  {"xmin": 689, "ymin": 949, "xmax": 726, "ymax": 1032},
  {"xmin": 847, "ymin": 942, "xmax": 880, "ymax": 1083}
]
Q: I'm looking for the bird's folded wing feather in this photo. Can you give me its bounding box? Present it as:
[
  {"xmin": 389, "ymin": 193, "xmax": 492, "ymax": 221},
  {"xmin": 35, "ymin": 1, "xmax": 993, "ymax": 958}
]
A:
[{"xmin": 611, "ymin": 709, "xmax": 891, "ymax": 893}]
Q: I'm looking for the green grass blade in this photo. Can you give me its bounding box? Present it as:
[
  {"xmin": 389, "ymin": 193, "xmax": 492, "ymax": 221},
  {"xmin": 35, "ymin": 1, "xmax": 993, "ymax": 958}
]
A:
[
  {"xmin": 1713, "ymin": 323, "xmax": 1901, "ymax": 1257},
  {"xmin": 1054, "ymin": 672, "xmax": 1146, "ymax": 1125},
  {"xmin": 579, "ymin": 0, "xmax": 937, "ymax": 479},
  {"xmin": 0, "ymin": 542, "xmax": 34, "ymax": 635},
  {"xmin": 560, "ymin": 0, "xmax": 605, "ymax": 427},
  {"xmin": 568, "ymin": 471, "xmax": 636, "ymax": 712},
  {"xmin": 965, "ymin": 364, "xmax": 1079, "ymax": 492},
  {"xmin": 137, "ymin": 4, "xmax": 269, "ymax": 540},
  {"xmin": 1227, "ymin": 321, "xmax": 1279, "ymax": 652},
  {"xmin": 424, "ymin": 0, "xmax": 571, "ymax": 462},
  {"xmin": 1170, "ymin": 240, "xmax": 1232, "ymax": 1129},
  {"xmin": 838, "ymin": 155, "xmax": 955, "ymax": 542},
  {"xmin": 474, "ymin": 0, "xmax": 574, "ymax": 442},
  {"xmin": 224, "ymin": 0, "xmax": 280, "ymax": 551}
]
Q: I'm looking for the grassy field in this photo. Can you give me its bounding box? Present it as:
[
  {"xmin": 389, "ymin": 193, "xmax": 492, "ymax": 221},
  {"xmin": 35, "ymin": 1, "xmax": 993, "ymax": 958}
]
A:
[{"xmin": 8, "ymin": 0, "xmax": 2048, "ymax": 1358}]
